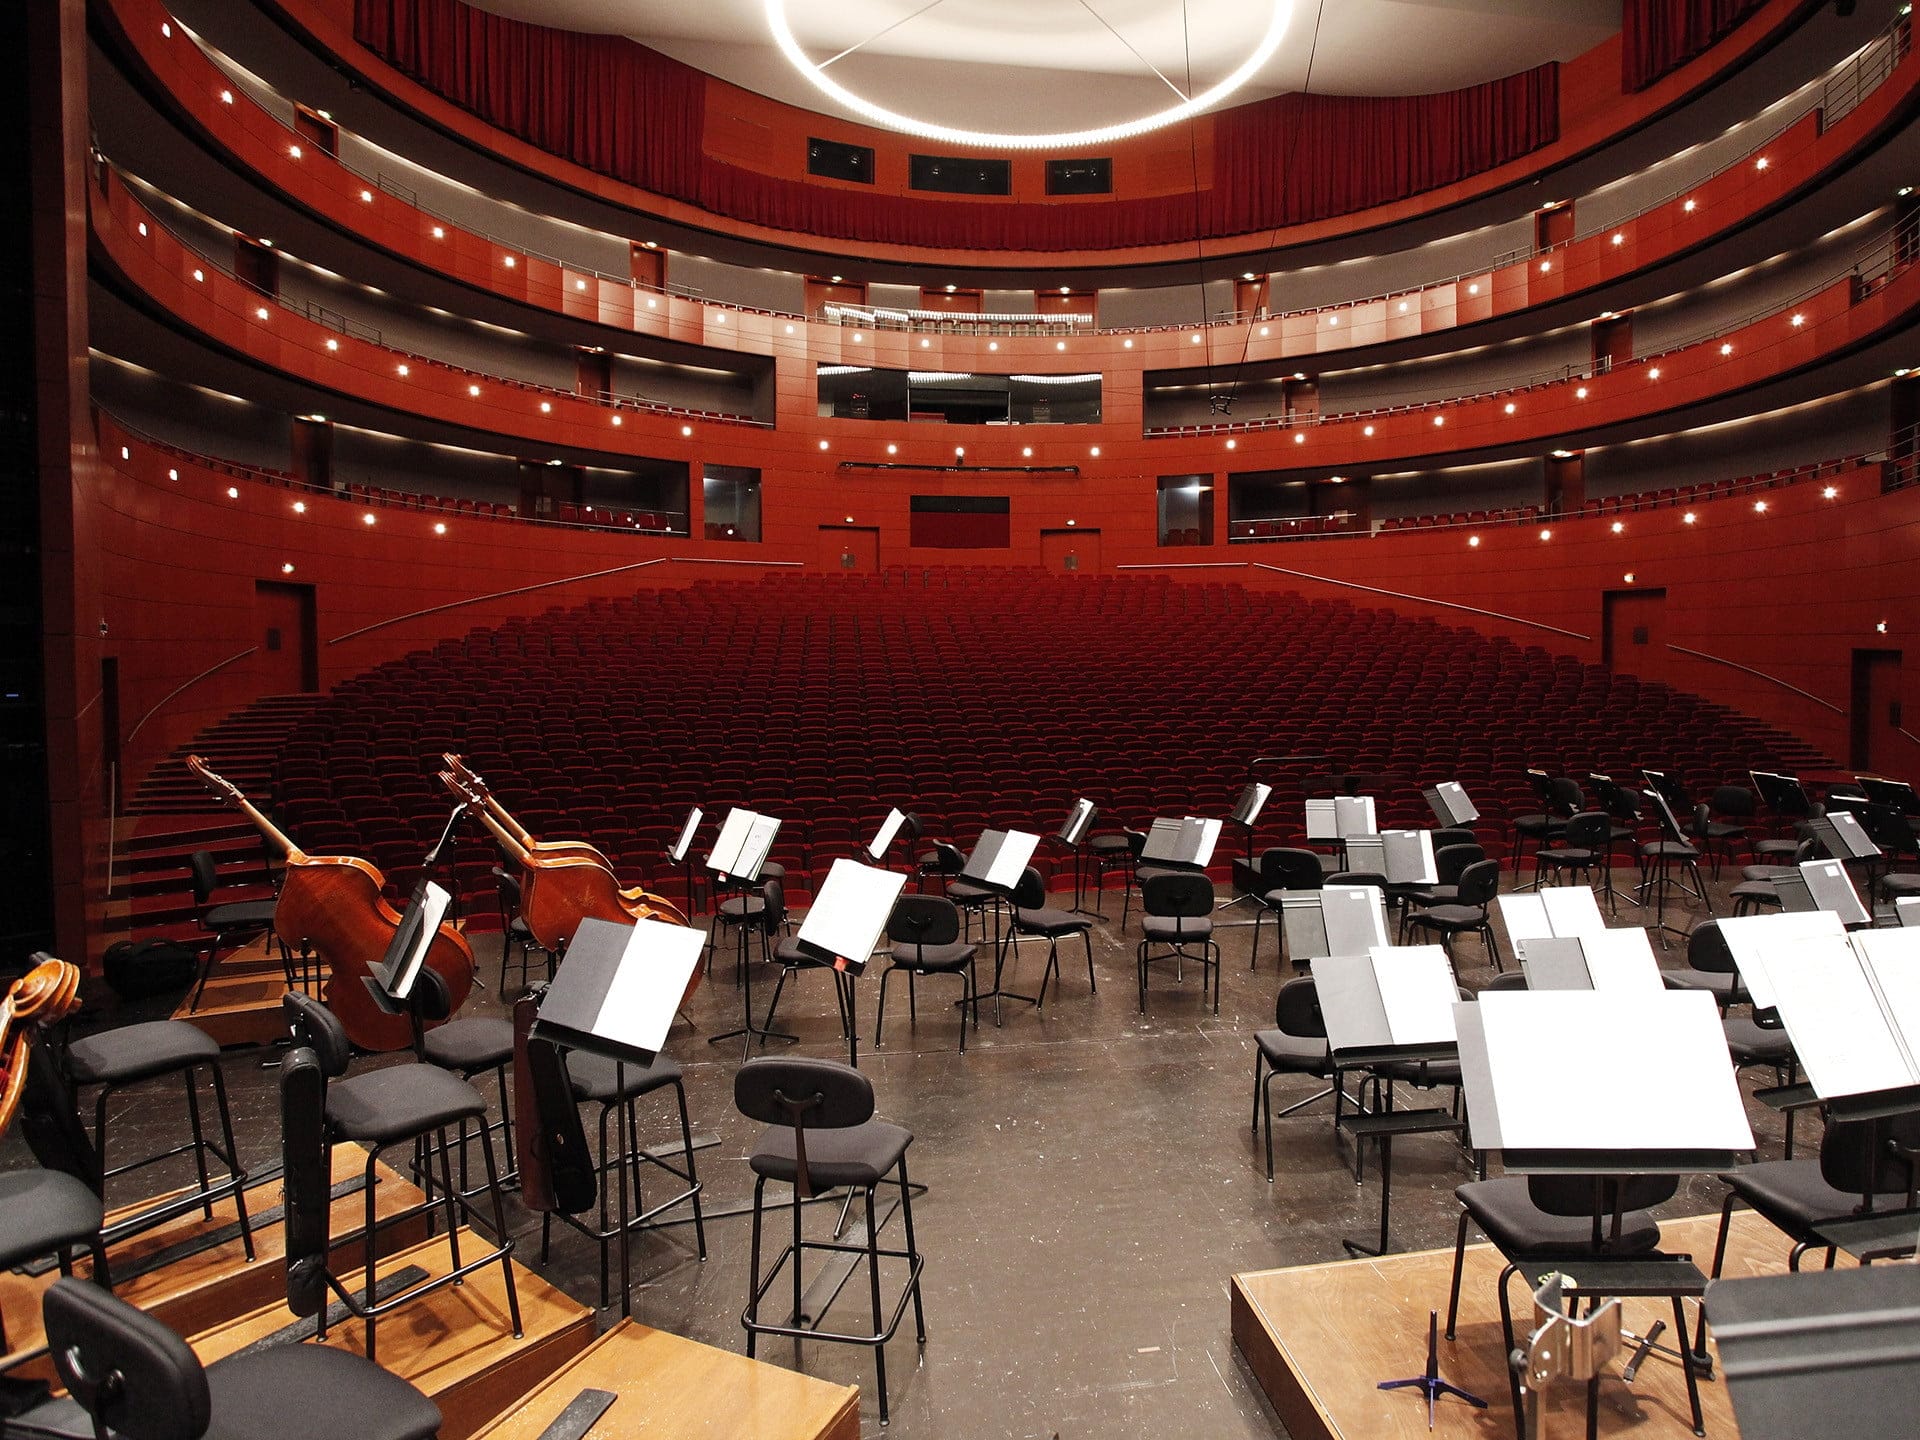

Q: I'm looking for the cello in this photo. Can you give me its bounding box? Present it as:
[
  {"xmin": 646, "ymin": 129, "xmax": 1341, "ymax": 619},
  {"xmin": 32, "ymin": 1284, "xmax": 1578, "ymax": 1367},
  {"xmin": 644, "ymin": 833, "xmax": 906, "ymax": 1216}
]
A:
[
  {"xmin": 439, "ymin": 766, "xmax": 702, "ymax": 1010},
  {"xmin": 187, "ymin": 756, "xmax": 476, "ymax": 1052}
]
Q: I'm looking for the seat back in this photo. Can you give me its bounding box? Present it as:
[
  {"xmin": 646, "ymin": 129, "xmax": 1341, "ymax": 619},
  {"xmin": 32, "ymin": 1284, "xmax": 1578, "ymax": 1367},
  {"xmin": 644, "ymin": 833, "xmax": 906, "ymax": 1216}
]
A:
[
  {"xmin": 20, "ymin": 1043, "xmax": 103, "ymax": 1192},
  {"xmin": 734, "ymin": 1056, "xmax": 876, "ymax": 1199},
  {"xmin": 282, "ymin": 992, "xmax": 352, "ymax": 1077},
  {"xmin": 1819, "ymin": 1112, "xmax": 1920, "ymax": 1203},
  {"xmin": 1546, "ymin": 776, "xmax": 1585, "ymax": 816},
  {"xmin": 43, "ymin": 1276, "xmax": 210, "ymax": 1440},
  {"xmin": 1273, "ymin": 976, "xmax": 1327, "ymax": 1038},
  {"xmin": 1433, "ymin": 844, "xmax": 1485, "ymax": 886},
  {"xmin": 1481, "ymin": 971, "xmax": 1530, "ymax": 992},
  {"xmin": 1012, "ymin": 866, "xmax": 1046, "ymax": 909},
  {"xmin": 1431, "ymin": 827, "xmax": 1477, "ymax": 853},
  {"xmin": 930, "ymin": 841, "xmax": 966, "ymax": 874},
  {"xmin": 1455, "ymin": 858, "xmax": 1501, "ymax": 908},
  {"xmin": 1142, "ymin": 872, "xmax": 1213, "ymax": 935},
  {"xmin": 1687, "ymin": 919, "xmax": 1737, "ymax": 976},
  {"xmin": 1563, "ymin": 812, "xmax": 1611, "ymax": 850},
  {"xmin": 187, "ymin": 850, "xmax": 217, "ymax": 908},
  {"xmin": 887, "ymin": 894, "xmax": 961, "ymax": 956},
  {"xmin": 278, "ymin": 1045, "xmax": 332, "ymax": 1318},
  {"xmin": 1525, "ymin": 1173, "xmax": 1679, "ymax": 1222},
  {"xmin": 492, "ymin": 865, "xmax": 524, "ymax": 927},
  {"xmin": 759, "ymin": 877, "xmax": 787, "ymax": 935},
  {"xmin": 1262, "ymin": 848, "xmax": 1324, "ymax": 891},
  {"xmin": 1712, "ymin": 785, "xmax": 1756, "ymax": 821}
]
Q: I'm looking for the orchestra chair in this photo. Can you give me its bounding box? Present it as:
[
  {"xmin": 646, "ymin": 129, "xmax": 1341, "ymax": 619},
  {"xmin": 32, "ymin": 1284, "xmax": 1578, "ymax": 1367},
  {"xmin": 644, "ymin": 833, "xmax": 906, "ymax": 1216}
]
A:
[
  {"xmin": 279, "ymin": 997, "xmax": 520, "ymax": 1362},
  {"xmin": 1529, "ymin": 811, "xmax": 1611, "ymax": 895},
  {"xmin": 58, "ymin": 1015, "xmax": 254, "ymax": 1256},
  {"xmin": 1084, "ymin": 828, "xmax": 1137, "ymax": 915},
  {"xmin": 412, "ymin": 969, "xmax": 517, "ymax": 1192},
  {"xmin": 1395, "ymin": 844, "xmax": 1486, "ymax": 938},
  {"xmin": 930, "ymin": 842, "xmax": 1000, "ymax": 946},
  {"xmin": 997, "ymin": 866, "xmax": 1096, "ymax": 1005},
  {"xmin": 760, "ymin": 879, "xmax": 859, "ymax": 1066},
  {"xmin": 187, "ymin": 849, "xmax": 286, "ymax": 1012},
  {"xmin": 735, "ymin": 1057, "xmax": 927, "ymax": 1427},
  {"xmin": 1243, "ymin": 848, "xmax": 1324, "ymax": 969},
  {"xmin": 33, "ymin": 1276, "xmax": 441, "ymax": 1440},
  {"xmin": 1135, "ymin": 872, "xmax": 1219, "ymax": 1014},
  {"xmin": 874, "ymin": 896, "xmax": 978, "ymax": 1053},
  {"xmin": 491, "ymin": 866, "xmax": 550, "ymax": 995},
  {"xmin": 1659, "ymin": 917, "xmax": 1748, "ymax": 1013},
  {"xmin": 0, "ymin": 1166, "xmax": 109, "ymax": 1356},
  {"xmin": 1250, "ymin": 978, "xmax": 1339, "ymax": 1182},
  {"xmin": 1445, "ymin": 1173, "xmax": 1706, "ymax": 1440},
  {"xmin": 1400, "ymin": 859, "xmax": 1503, "ymax": 971}
]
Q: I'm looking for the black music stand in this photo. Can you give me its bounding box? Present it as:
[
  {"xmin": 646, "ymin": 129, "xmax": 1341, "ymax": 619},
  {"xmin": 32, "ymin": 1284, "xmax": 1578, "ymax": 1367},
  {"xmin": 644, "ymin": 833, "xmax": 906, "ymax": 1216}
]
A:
[
  {"xmin": 358, "ymin": 879, "xmax": 454, "ymax": 1047},
  {"xmin": 1305, "ymin": 795, "xmax": 1378, "ymax": 872},
  {"xmin": 1858, "ymin": 774, "xmax": 1920, "ymax": 816},
  {"xmin": 962, "ymin": 828, "xmax": 1043, "ymax": 1023},
  {"xmin": 534, "ymin": 914, "xmax": 706, "ymax": 1316},
  {"xmin": 703, "ymin": 808, "xmax": 790, "ymax": 1055},
  {"xmin": 864, "ymin": 808, "xmax": 911, "ymax": 868},
  {"xmin": 1422, "ymin": 781, "xmax": 1480, "ymax": 830},
  {"xmin": 1052, "ymin": 798, "xmax": 1100, "ymax": 917},
  {"xmin": 1584, "ymin": 772, "xmax": 1646, "ymax": 914},
  {"xmin": 1313, "ymin": 945, "xmax": 1466, "ymax": 1257},
  {"xmin": 1279, "ymin": 884, "xmax": 1390, "ymax": 972},
  {"xmin": 666, "ymin": 805, "xmax": 704, "ymax": 918},
  {"xmin": 1638, "ymin": 788, "xmax": 1705, "ymax": 946},
  {"xmin": 1458, "ymin": 988, "xmax": 1756, "ymax": 1436},
  {"xmin": 784, "ymin": 857, "xmax": 908, "ymax": 1064},
  {"xmin": 1216, "ymin": 784, "xmax": 1273, "ymax": 918}
]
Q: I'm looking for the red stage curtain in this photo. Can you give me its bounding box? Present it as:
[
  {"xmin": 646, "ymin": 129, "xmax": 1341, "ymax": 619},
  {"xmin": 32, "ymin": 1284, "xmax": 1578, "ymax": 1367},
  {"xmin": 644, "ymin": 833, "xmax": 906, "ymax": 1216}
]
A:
[
  {"xmin": 354, "ymin": 0, "xmax": 1558, "ymax": 251},
  {"xmin": 1621, "ymin": 0, "xmax": 1767, "ymax": 92}
]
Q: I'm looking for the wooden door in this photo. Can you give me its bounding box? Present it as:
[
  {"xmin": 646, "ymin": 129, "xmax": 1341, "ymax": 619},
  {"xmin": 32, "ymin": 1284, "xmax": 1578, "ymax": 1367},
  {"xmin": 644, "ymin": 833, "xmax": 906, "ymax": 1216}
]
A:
[
  {"xmin": 254, "ymin": 580, "xmax": 317, "ymax": 693},
  {"xmin": 1602, "ymin": 588, "xmax": 1667, "ymax": 680},
  {"xmin": 1851, "ymin": 649, "xmax": 1904, "ymax": 771},
  {"xmin": 1041, "ymin": 528, "xmax": 1100, "ymax": 573}
]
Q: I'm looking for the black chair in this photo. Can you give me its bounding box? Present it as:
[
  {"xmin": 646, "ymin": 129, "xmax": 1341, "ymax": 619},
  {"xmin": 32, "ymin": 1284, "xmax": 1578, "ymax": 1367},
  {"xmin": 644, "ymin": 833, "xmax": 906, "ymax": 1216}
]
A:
[
  {"xmin": 31, "ymin": 1275, "xmax": 441, "ymax": 1440},
  {"xmin": 708, "ymin": 875, "xmax": 770, "ymax": 978},
  {"xmin": 1250, "ymin": 978, "xmax": 1339, "ymax": 1182},
  {"xmin": 187, "ymin": 850, "xmax": 285, "ymax": 1014},
  {"xmin": 1703, "ymin": 784, "xmax": 1759, "ymax": 876},
  {"xmin": 0, "ymin": 1167, "xmax": 108, "ymax": 1355},
  {"xmin": 1085, "ymin": 828, "xmax": 1138, "ymax": 917},
  {"xmin": 1395, "ymin": 843, "xmax": 1485, "ymax": 940},
  {"xmin": 1659, "ymin": 917, "xmax": 1748, "ymax": 1012},
  {"xmin": 1638, "ymin": 802, "xmax": 1713, "ymax": 921},
  {"xmin": 874, "ymin": 895, "xmax": 978, "ymax": 1052},
  {"xmin": 761, "ymin": 878, "xmax": 860, "ymax": 1066},
  {"xmin": 735, "ymin": 1057, "xmax": 927, "ymax": 1427},
  {"xmin": 538, "ymin": 1045, "xmax": 706, "ymax": 1311},
  {"xmin": 279, "ymin": 994, "xmax": 519, "ymax": 1361},
  {"xmin": 932, "ymin": 842, "xmax": 1001, "ymax": 944},
  {"xmin": 1249, "ymin": 848, "xmax": 1326, "ymax": 969},
  {"xmin": 491, "ymin": 865, "xmax": 549, "ymax": 995},
  {"xmin": 60, "ymin": 1018, "xmax": 253, "ymax": 1255},
  {"xmin": 1531, "ymin": 810, "xmax": 1610, "ymax": 893},
  {"xmin": 1445, "ymin": 1173, "xmax": 1706, "ymax": 1440},
  {"xmin": 1401, "ymin": 859, "xmax": 1503, "ymax": 971},
  {"xmin": 1509, "ymin": 769, "xmax": 1574, "ymax": 876},
  {"xmin": 414, "ymin": 969, "xmax": 517, "ymax": 1193},
  {"xmin": 1135, "ymin": 871, "xmax": 1219, "ymax": 1013},
  {"xmin": 997, "ymin": 866, "xmax": 1096, "ymax": 1006}
]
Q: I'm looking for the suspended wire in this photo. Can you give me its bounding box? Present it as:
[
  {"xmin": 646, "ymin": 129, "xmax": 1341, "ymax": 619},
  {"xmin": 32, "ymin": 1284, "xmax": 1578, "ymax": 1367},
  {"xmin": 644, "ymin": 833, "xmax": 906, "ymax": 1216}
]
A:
[
  {"xmin": 1217, "ymin": 0, "xmax": 1326, "ymax": 417},
  {"xmin": 817, "ymin": 0, "xmax": 951, "ymax": 71},
  {"xmin": 1075, "ymin": 0, "xmax": 1190, "ymax": 101}
]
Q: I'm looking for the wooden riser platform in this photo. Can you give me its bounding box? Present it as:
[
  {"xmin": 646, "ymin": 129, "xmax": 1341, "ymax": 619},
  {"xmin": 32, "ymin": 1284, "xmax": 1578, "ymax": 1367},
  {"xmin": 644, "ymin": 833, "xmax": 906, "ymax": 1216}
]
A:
[
  {"xmin": 0, "ymin": 1147, "xmax": 426, "ymax": 1374},
  {"xmin": 1232, "ymin": 1210, "xmax": 1837, "ymax": 1440},
  {"xmin": 170, "ymin": 936, "xmax": 304, "ymax": 1048},
  {"xmin": 190, "ymin": 1232, "xmax": 595, "ymax": 1440},
  {"xmin": 473, "ymin": 1319, "xmax": 860, "ymax": 1440}
]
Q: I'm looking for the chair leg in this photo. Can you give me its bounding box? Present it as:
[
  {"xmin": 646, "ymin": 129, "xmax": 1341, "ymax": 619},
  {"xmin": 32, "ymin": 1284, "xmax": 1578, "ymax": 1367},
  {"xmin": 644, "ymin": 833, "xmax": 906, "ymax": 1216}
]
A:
[
  {"xmin": 1673, "ymin": 1293, "xmax": 1705, "ymax": 1436},
  {"xmin": 1445, "ymin": 1208, "xmax": 1471, "ymax": 1339},
  {"xmin": 1495, "ymin": 1263, "xmax": 1529, "ymax": 1440},
  {"xmin": 866, "ymin": 1184, "xmax": 890, "ymax": 1426},
  {"xmin": 745, "ymin": 1176, "xmax": 766, "ymax": 1358},
  {"xmin": 1083, "ymin": 930, "xmax": 1096, "ymax": 993},
  {"xmin": 208, "ymin": 1062, "xmax": 255, "ymax": 1259},
  {"xmin": 1251, "ymin": 1053, "xmax": 1265, "ymax": 1135},
  {"xmin": 181, "ymin": 1069, "xmax": 216, "ymax": 1222},
  {"xmin": 874, "ymin": 968, "xmax": 892, "ymax": 1048},
  {"xmin": 671, "ymin": 1077, "xmax": 708, "ymax": 1261},
  {"xmin": 897, "ymin": 1154, "xmax": 927, "ymax": 1342}
]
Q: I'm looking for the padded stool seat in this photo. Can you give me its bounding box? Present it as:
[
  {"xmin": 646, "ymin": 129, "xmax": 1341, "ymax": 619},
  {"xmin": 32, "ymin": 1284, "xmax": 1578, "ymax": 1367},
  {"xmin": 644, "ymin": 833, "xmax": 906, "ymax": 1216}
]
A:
[
  {"xmin": 325, "ymin": 1064, "xmax": 485, "ymax": 1144},
  {"xmin": 1140, "ymin": 912, "xmax": 1212, "ymax": 943},
  {"xmin": 66, "ymin": 1021, "xmax": 218, "ymax": 1086},
  {"xmin": 1014, "ymin": 903, "xmax": 1091, "ymax": 937},
  {"xmin": 204, "ymin": 1342, "xmax": 442, "ymax": 1440},
  {"xmin": 749, "ymin": 1120, "xmax": 913, "ymax": 1190},
  {"xmin": 1455, "ymin": 1177, "xmax": 1661, "ymax": 1259},
  {"xmin": 565, "ymin": 1050, "xmax": 684, "ymax": 1103},
  {"xmin": 1725, "ymin": 1017, "xmax": 1795, "ymax": 1067},
  {"xmin": 1254, "ymin": 1028, "xmax": 1328, "ymax": 1073},
  {"xmin": 0, "ymin": 1170, "xmax": 104, "ymax": 1270},
  {"xmin": 944, "ymin": 879, "xmax": 995, "ymax": 905},
  {"xmin": 420, "ymin": 1015, "xmax": 513, "ymax": 1073},
  {"xmin": 886, "ymin": 939, "xmax": 974, "ymax": 972}
]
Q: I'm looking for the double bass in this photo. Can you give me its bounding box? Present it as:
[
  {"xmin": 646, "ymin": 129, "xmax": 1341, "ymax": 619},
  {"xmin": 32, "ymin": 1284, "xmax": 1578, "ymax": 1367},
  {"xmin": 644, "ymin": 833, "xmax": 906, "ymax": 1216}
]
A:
[
  {"xmin": 188, "ymin": 756, "xmax": 476, "ymax": 1052},
  {"xmin": 439, "ymin": 763, "xmax": 701, "ymax": 1010}
]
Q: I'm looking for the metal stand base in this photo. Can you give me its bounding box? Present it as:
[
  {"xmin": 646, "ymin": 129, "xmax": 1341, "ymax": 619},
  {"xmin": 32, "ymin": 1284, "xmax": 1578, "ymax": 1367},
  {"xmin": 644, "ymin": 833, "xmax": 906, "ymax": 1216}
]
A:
[{"xmin": 1378, "ymin": 1311, "xmax": 1488, "ymax": 1428}]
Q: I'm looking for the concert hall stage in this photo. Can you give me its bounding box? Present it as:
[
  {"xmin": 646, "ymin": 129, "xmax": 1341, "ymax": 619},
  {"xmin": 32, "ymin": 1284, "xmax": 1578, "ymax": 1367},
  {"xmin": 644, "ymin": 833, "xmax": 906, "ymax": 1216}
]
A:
[{"xmin": 1232, "ymin": 1208, "xmax": 1819, "ymax": 1440}]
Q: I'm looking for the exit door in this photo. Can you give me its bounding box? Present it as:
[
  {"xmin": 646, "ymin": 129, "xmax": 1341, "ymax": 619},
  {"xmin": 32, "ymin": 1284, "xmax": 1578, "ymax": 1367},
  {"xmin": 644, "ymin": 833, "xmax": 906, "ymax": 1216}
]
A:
[
  {"xmin": 254, "ymin": 580, "xmax": 317, "ymax": 693},
  {"xmin": 1041, "ymin": 528, "xmax": 1100, "ymax": 573},
  {"xmin": 819, "ymin": 526, "xmax": 880, "ymax": 573},
  {"xmin": 1851, "ymin": 649, "xmax": 1904, "ymax": 771},
  {"xmin": 1601, "ymin": 588, "xmax": 1667, "ymax": 680}
]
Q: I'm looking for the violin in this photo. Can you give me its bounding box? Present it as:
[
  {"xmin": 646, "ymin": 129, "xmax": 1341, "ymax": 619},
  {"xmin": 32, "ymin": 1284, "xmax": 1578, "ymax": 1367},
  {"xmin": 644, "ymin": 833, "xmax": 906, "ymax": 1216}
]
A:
[
  {"xmin": 187, "ymin": 756, "xmax": 476, "ymax": 1053},
  {"xmin": 439, "ymin": 764, "xmax": 701, "ymax": 1010}
]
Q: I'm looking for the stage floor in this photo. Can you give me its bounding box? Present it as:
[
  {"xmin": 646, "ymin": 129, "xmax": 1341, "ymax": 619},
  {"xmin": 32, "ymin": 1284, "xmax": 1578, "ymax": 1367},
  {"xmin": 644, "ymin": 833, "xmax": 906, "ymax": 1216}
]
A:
[{"xmin": 1233, "ymin": 1208, "xmax": 1827, "ymax": 1440}]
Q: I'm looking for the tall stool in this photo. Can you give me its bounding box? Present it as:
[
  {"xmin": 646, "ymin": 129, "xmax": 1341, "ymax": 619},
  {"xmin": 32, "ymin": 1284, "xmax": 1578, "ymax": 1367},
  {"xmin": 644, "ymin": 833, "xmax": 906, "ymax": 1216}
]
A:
[
  {"xmin": 539, "ymin": 1047, "xmax": 706, "ymax": 1312},
  {"xmin": 0, "ymin": 1167, "xmax": 109, "ymax": 1354},
  {"xmin": 413, "ymin": 969, "xmax": 517, "ymax": 1192},
  {"xmin": 281, "ymin": 993, "xmax": 520, "ymax": 1361},
  {"xmin": 61, "ymin": 1019, "xmax": 254, "ymax": 1254},
  {"xmin": 736, "ymin": 1057, "xmax": 927, "ymax": 1426}
]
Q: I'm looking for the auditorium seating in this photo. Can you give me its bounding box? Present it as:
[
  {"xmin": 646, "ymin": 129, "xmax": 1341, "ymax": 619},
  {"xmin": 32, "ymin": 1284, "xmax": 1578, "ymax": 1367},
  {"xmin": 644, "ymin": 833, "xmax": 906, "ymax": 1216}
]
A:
[{"xmin": 260, "ymin": 571, "xmax": 1828, "ymax": 919}]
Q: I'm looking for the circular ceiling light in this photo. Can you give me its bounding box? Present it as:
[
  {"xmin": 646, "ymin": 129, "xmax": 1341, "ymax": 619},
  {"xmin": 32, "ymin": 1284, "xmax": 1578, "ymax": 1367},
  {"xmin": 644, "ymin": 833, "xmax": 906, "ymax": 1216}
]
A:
[{"xmin": 764, "ymin": 0, "xmax": 1296, "ymax": 151}]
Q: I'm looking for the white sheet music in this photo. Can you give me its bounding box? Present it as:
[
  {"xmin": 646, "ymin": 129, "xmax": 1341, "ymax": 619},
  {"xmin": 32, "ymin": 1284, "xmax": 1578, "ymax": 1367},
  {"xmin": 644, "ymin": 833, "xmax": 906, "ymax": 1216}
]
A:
[
  {"xmin": 1767, "ymin": 937, "xmax": 1917, "ymax": 1098},
  {"xmin": 1383, "ymin": 830, "xmax": 1438, "ymax": 885},
  {"xmin": 1235, "ymin": 783, "xmax": 1272, "ymax": 827},
  {"xmin": 736, "ymin": 815, "xmax": 781, "ymax": 879},
  {"xmin": 1060, "ymin": 798, "xmax": 1096, "ymax": 845},
  {"xmin": 1188, "ymin": 817, "xmax": 1223, "ymax": 867},
  {"xmin": 1580, "ymin": 928, "xmax": 1664, "ymax": 994},
  {"xmin": 1719, "ymin": 911, "xmax": 1850, "ymax": 1010},
  {"xmin": 799, "ymin": 859, "xmax": 908, "ymax": 966},
  {"xmin": 1305, "ymin": 798, "xmax": 1338, "ymax": 841},
  {"xmin": 1323, "ymin": 885, "xmax": 1389, "ymax": 955},
  {"xmin": 1337, "ymin": 796, "xmax": 1378, "ymax": 839},
  {"xmin": 1474, "ymin": 991, "xmax": 1753, "ymax": 1152},
  {"xmin": 1542, "ymin": 886, "xmax": 1607, "ymax": 939},
  {"xmin": 595, "ymin": 918, "xmax": 708, "ymax": 1054},
  {"xmin": 1496, "ymin": 894, "xmax": 1552, "ymax": 942},
  {"xmin": 985, "ymin": 830, "xmax": 1041, "ymax": 889},
  {"xmin": 867, "ymin": 808, "xmax": 907, "ymax": 861},
  {"xmin": 1372, "ymin": 945, "xmax": 1459, "ymax": 1045},
  {"xmin": 669, "ymin": 806, "xmax": 703, "ymax": 863},
  {"xmin": 1899, "ymin": 897, "xmax": 1920, "ymax": 928},
  {"xmin": 1799, "ymin": 859, "xmax": 1870, "ymax": 926},
  {"xmin": 1855, "ymin": 930, "xmax": 1920, "ymax": 1080},
  {"xmin": 706, "ymin": 808, "xmax": 755, "ymax": 872}
]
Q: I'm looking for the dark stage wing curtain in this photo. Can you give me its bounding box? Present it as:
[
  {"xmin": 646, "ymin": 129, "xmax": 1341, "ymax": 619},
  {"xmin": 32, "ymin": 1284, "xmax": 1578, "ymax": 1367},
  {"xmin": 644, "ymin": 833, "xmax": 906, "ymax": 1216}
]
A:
[
  {"xmin": 1621, "ymin": 0, "xmax": 1768, "ymax": 92},
  {"xmin": 354, "ymin": 0, "xmax": 1559, "ymax": 251}
]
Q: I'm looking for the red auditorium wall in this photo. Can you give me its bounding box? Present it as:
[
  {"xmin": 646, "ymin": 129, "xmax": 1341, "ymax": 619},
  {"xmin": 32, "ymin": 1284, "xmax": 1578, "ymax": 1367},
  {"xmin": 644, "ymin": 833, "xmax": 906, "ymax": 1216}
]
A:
[{"xmin": 97, "ymin": 418, "xmax": 1920, "ymax": 804}]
